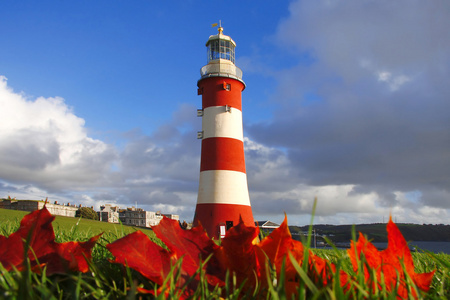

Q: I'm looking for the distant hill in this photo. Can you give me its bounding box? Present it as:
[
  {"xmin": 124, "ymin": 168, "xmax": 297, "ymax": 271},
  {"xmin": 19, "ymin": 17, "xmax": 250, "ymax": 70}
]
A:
[{"xmin": 289, "ymin": 223, "xmax": 450, "ymax": 243}]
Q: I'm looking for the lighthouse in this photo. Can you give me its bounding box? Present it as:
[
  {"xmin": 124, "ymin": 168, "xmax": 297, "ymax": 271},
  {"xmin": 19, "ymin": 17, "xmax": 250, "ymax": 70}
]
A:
[{"xmin": 193, "ymin": 24, "xmax": 255, "ymax": 239}]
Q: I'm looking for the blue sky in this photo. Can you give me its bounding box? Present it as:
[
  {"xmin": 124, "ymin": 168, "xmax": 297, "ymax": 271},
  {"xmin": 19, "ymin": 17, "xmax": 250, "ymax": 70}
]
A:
[
  {"xmin": 1, "ymin": 0, "xmax": 449, "ymax": 226},
  {"xmin": 1, "ymin": 1, "xmax": 288, "ymax": 134}
]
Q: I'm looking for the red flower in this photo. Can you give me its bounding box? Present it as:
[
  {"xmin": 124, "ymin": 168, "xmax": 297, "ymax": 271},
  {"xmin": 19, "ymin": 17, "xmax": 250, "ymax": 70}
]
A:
[
  {"xmin": 108, "ymin": 216, "xmax": 340, "ymax": 298},
  {"xmin": 107, "ymin": 218, "xmax": 222, "ymax": 298},
  {"xmin": 255, "ymin": 216, "xmax": 337, "ymax": 296},
  {"xmin": 347, "ymin": 217, "xmax": 435, "ymax": 298},
  {"xmin": 214, "ymin": 219, "xmax": 260, "ymax": 287},
  {"xmin": 0, "ymin": 207, "xmax": 100, "ymax": 275},
  {"xmin": 107, "ymin": 215, "xmax": 435, "ymax": 299}
]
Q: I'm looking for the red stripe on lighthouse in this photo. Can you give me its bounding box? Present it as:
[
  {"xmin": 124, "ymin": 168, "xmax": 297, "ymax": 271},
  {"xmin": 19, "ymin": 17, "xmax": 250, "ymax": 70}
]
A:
[
  {"xmin": 200, "ymin": 137, "xmax": 246, "ymax": 172},
  {"xmin": 193, "ymin": 203, "xmax": 255, "ymax": 236},
  {"xmin": 199, "ymin": 77, "xmax": 244, "ymax": 110}
]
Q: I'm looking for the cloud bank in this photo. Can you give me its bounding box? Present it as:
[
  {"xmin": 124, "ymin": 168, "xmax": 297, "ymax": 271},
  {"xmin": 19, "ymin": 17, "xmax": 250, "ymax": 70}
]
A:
[
  {"xmin": 1, "ymin": 0, "xmax": 449, "ymax": 225},
  {"xmin": 0, "ymin": 76, "xmax": 200, "ymax": 218},
  {"xmin": 246, "ymin": 0, "xmax": 450, "ymax": 224}
]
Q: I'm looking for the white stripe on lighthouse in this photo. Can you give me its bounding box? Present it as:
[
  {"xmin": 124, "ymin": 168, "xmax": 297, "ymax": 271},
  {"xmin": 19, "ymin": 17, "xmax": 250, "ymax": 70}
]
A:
[
  {"xmin": 202, "ymin": 106, "xmax": 243, "ymax": 140},
  {"xmin": 197, "ymin": 170, "xmax": 251, "ymax": 205}
]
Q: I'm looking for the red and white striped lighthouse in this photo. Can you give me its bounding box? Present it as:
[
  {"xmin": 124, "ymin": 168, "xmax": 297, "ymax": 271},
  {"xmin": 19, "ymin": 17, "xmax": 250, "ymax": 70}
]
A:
[{"xmin": 193, "ymin": 24, "xmax": 255, "ymax": 239}]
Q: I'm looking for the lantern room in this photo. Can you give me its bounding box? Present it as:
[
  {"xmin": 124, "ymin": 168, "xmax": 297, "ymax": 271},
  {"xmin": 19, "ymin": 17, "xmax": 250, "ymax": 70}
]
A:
[
  {"xmin": 200, "ymin": 25, "xmax": 244, "ymax": 84},
  {"xmin": 206, "ymin": 27, "xmax": 236, "ymax": 64}
]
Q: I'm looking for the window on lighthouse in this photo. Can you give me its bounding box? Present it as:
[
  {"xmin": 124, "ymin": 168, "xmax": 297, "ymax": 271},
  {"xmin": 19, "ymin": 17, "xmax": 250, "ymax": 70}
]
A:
[{"xmin": 207, "ymin": 40, "xmax": 235, "ymax": 64}]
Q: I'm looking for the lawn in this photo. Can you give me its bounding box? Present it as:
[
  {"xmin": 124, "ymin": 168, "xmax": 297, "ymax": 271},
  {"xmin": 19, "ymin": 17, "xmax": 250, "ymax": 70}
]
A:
[
  {"xmin": 0, "ymin": 207, "xmax": 155, "ymax": 239},
  {"xmin": 0, "ymin": 207, "xmax": 449, "ymax": 299}
]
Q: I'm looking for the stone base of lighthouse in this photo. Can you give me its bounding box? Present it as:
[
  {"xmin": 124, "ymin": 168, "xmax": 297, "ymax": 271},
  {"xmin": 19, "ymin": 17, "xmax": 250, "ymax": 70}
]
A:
[{"xmin": 193, "ymin": 203, "xmax": 254, "ymax": 239}]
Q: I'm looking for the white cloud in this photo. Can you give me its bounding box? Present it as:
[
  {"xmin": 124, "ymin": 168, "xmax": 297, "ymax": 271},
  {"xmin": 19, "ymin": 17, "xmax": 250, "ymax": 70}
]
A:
[
  {"xmin": 373, "ymin": 69, "xmax": 411, "ymax": 91},
  {"xmin": 1, "ymin": 71, "xmax": 449, "ymax": 224},
  {"xmin": 241, "ymin": 131, "xmax": 450, "ymax": 225},
  {"xmin": 0, "ymin": 77, "xmax": 203, "ymax": 217},
  {"xmin": 2, "ymin": 1, "xmax": 450, "ymax": 225},
  {"xmin": 245, "ymin": 0, "xmax": 450, "ymax": 225},
  {"xmin": 0, "ymin": 76, "xmax": 116, "ymax": 200}
]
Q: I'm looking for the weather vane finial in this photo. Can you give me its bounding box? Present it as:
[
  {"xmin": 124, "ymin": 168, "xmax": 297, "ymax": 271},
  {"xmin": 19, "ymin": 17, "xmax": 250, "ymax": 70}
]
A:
[{"xmin": 212, "ymin": 20, "xmax": 223, "ymax": 34}]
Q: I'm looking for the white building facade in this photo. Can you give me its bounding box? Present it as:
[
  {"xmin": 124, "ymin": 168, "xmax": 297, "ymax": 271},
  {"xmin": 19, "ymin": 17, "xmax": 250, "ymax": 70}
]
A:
[{"xmin": 121, "ymin": 207, "xmax": 179, "ymax": 228}]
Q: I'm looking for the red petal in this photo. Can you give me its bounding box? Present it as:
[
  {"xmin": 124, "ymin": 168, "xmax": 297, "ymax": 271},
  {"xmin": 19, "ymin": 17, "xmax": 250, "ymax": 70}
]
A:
[
  {"xmin": 215, "ymin": 218, "xmax": 260, "ymax": 289},
  {"xmin": 0, "ymin": 207, "xmax": 101, "ymax": 275},
  {"xmin": 384, "ymin": 216, "xmax": 414, "ymax": 273},
  {"xmin": 382, "ymin": 217, "xmax": 435, "ymax": 297},
  {"xmin": 107, "ymin": 230, "xmax": 171, "ymax": 285},
  {"xmin": 43, "ymin": 233, "xmax": 102, "ymax": 274},
  {"xmin": 0, "ymin": 232, "xmax": 25, "ymax": 270},
  {"xmin": 347, "ymin": 217, "xmax": 435, "ymax": 298},
  {"xmin": 107, "ymin": 219, "xmax": 225, "ymax": 299},
  {"xmin": 18, "ymin": 207, "xmax": 56, "ymax": 258},
  {"xmin": 152, "ymin": 217, "xmax": 220, "ymax": 276},
  {"xmin": 348, "ymin": 232, "xmax": 381, "ymax": 282},
  {"xmin": 413, "ymin": 271, "xmax": 435, "ymax": 292},
  {"xmin": 258, "ymin": 215, "xmax": 304, "ymax": 267},
  {"xmin": 0, "ymin": 207, "xmax": 56, "ymax": 270},
  {"xmin": 256, "ymin": 215, "xmax": 304, "ymax": 295}
]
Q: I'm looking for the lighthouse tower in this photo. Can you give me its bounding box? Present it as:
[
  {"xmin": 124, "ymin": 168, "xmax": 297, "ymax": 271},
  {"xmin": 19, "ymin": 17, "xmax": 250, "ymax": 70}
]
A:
[{"xmin": 193, "ymin": 25, "xmax": 254, "ymax": 239}]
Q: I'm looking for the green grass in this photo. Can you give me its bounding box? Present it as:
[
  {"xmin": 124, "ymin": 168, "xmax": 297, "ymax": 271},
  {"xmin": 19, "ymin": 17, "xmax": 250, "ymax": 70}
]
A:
[
  {"xmin": 0, "ymin": 208, "xmax": 155, "ymax": 238},
  {"xmin": 0, "ymin": 208, "xmax": 449, "ymax": 299}
]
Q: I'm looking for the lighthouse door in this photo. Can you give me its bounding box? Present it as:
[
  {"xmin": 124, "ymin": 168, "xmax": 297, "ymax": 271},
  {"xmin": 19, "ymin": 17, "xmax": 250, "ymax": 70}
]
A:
[{"xmin": 226, "ymin": 221, "xmax": 234, "ymax": 230}]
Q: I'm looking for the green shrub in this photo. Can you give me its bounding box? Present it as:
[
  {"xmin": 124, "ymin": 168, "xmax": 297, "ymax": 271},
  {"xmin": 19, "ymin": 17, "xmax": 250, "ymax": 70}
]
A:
[{"xmin": 76, "ymin": 207, "xmax": 98, "ymax": 220}]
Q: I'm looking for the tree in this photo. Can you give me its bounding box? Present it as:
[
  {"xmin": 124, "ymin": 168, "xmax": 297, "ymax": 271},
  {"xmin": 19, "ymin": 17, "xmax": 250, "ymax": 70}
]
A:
[{"xmin": 76, "ymin": 207, "xmax": 98, "ymax": 220}]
